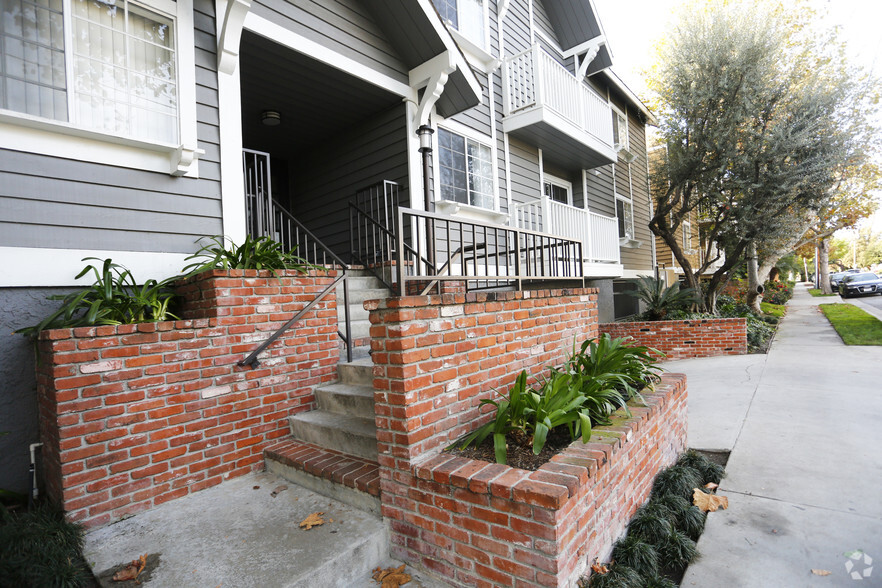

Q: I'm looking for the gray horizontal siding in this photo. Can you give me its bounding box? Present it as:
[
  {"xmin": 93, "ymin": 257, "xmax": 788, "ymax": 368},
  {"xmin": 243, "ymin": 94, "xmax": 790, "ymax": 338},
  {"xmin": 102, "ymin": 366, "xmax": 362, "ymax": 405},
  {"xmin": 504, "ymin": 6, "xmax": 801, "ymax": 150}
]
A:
[
  {"xmin": 0, "ymin": 0, "xmax": 223, "ymax": 254},
  {"xmin": 508, "ymin": 138, "xmax": 540, "ymax": 205},
  {"xmin": 292, "ymin": 104, "xmax": 409, "ymax": 258},
  {"xmin": 505, "ymin": 0, "xmax": 532, "ymax": 55},
  {"xmin": 585, "ymin": 165, "xmax": 615, "ymax": 217},
  {"xmin": 249, "ymin": 0, "xmax": 408, "ymax": 83}
]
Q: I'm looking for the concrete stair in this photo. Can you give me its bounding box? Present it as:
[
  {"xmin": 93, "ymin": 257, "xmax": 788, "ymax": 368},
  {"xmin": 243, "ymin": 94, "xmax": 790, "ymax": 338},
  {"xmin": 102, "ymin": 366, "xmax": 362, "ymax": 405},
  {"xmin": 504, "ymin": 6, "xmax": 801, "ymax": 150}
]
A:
[{"xmin": 337, "ymin": 270, "xmax": 390, "ymax": 344}]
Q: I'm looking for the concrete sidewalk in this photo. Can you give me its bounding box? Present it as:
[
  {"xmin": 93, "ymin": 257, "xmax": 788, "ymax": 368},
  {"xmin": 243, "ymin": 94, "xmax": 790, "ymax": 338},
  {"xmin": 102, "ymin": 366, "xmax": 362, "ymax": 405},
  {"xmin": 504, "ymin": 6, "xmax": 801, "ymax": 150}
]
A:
[{"xmin": 668, "ymin": 283, "xmax": 882, "ymax": 587}]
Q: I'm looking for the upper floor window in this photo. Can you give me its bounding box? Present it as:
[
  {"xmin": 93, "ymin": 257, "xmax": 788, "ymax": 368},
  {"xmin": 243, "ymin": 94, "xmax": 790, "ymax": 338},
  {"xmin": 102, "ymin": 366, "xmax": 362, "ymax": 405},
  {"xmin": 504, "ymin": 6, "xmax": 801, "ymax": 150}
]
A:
[
  {"xmin": 683, "ymin": 219, "xmax": 693, "ymax": 251},
  {"xmin": 1, "ymin": 0, "xmax": 178, "ymax": 144},
  {"xmin": 612, "ymin": 106, "xmax": 629, "ymax": 153},
  {"xmin": 616, "ymin": 194, "xmax": 634, "ymax": 240},
  {"xmin": 432, "ymin": 0, "xmax": 485, "ymax": 49},
  {"xmin": 543, "ymin": 175, "xmax": 572, "ymax": 206},
  {"xmin": 438, "ymin": 127, "xmax": 494, "ymax": 210}
]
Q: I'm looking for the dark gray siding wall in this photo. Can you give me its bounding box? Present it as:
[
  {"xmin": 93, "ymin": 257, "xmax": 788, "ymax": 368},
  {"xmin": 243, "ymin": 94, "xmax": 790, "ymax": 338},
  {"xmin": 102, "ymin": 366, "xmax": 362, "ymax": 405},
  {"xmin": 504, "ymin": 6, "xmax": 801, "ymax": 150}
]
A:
[
  {"xmin": 505, "ymin": 0, "xmax": 532, "ymax": 55},
  {"xmin": 249, "ymin": 0, "xmax": 408, "ymax": 83},
  {"xmin": 0, "ymin": 0, "xmax": 223, "ymax": 255},
  {"xmin": 615, "ymin": 99, "xmax": 653, "ymax": 272},
  {"xmin": 449, "ymin": 71, "xmax": 493, "ymax": 137},
  {"xmin": 532, "ymin": 0, "xmax": 558, "ymax": 46},
  {"xmin": 291, "ymin": 103, "xmax": 409, "ymax": 258},
  {"xmin": 508, "ymin": 138, "xmax": 541, "ymax": 206},
  {"xmin": 585, "ymin": 165, "xmax": 615, "ymax": 217}
]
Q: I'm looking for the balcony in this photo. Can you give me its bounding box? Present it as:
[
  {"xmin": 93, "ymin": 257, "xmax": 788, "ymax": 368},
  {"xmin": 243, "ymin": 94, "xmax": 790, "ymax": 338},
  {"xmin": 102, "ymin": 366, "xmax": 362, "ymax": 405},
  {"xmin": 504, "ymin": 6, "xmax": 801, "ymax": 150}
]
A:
[
  {"xmin": 503, "ymin": 45, "xmax": 617, "ymax": 169},
  {"xmin": 513, "ymin": 199, "xmax": 622, "ymax": 277}
]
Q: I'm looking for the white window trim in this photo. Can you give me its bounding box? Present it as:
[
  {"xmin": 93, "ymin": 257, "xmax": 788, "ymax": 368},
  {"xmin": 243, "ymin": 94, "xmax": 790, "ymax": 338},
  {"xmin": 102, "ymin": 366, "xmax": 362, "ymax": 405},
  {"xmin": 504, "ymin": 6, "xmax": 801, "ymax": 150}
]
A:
[
  {"xmin": 436, "ymin": 0, "xmax": 491, "ymax": 66},
  {"xmin": 433, "ymin": 118, "xmax": 501, "ymax": 221},
  {"xmin": 683, "ymin": 219, "xmax": 695, "ymax": 253},
  {"xmin": 543, "ymin": 174, "xmax": 573, "ymax": 206},
  {"xmin": 611, "ymin": 103, "xmax": 630, "ymax": 153},
  {"xmin": 0, "ymin": 0, "xmax": 200, "ymax": 177},
  {"xmin": 616, "ymin": 192, "xmax": 635, "ymax": 244}
]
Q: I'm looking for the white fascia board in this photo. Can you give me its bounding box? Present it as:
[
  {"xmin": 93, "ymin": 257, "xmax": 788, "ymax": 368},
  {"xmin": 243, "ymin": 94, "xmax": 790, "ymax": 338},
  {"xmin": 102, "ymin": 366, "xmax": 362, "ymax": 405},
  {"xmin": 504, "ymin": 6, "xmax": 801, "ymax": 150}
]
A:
[
  {"xmin": 601, "ymin": 69, "xmax": 657, "ymax": 125},
  {"xmin": 1, "ymin": 247, "xmax": 192, "ymax": 287},
  {"xmin": 584, "ymin": 262, "xmax": 624, "ymax": 278},
  {"xmin": 243, "ymin": 13, "xmax": 415, "ymax": 100},
  {"xmin": 415, "ymin": 0, "xmax": 483, "ymax": 104}
]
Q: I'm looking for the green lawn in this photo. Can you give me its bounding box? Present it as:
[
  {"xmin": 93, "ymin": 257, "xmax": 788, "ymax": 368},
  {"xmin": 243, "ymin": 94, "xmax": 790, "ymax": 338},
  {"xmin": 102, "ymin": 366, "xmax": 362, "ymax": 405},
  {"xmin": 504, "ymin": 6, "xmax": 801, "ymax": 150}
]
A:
[
  {"xmin": 819, "ymin": 303, "xmax": 882, "ymax": 345},
  {"xmin": 760, "ymin": 301, "xmax": 786, "ymax": 318},
  {"xmin": 808, "ymin": 288, "xmax": 837, "ymax": 297}
]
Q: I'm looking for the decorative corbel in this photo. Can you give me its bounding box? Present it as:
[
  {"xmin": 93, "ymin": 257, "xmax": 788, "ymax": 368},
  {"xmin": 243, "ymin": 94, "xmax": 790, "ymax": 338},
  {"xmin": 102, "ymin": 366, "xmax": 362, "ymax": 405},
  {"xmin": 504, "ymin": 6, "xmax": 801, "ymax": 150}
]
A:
[
  {"xmin": 577, "ymin": 44, "xmax": 602, "ymax": 79},
  {"xmin": 409, "ymin": 52, "xmax": 456, "ymax": 127},
  {"xmin": 216, "ymin": 0, "xmax": 251, "ymax": 76},
  {"xmin": 170, "ymin": 144, "xmax": 205, "ymax": 176}
]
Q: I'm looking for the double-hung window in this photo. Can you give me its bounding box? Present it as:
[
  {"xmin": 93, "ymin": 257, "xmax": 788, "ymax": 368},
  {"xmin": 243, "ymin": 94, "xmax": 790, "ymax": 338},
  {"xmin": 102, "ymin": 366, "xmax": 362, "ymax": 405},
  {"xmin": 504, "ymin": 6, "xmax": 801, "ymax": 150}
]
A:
[
  {"xmin": 683, "ymin": 218, "xmax": 693, "ymax": 252},
  {"xmin": 438, "ymin": 127, "xmax": 494, "ymax": 210},
  {"xmin": 431, "ymin": 0, "xmax": 485, "ymax": 49},
  {"xmin": 0, "ymin": 0, "xmax": 195, "ymax": 174},
  {"xmin": 612, "ymin": 105, "xmax": 629, "ymax": 153},
  {"xmin": 616, "ymin": 194, "xmax": 634, "ymax": 240}
]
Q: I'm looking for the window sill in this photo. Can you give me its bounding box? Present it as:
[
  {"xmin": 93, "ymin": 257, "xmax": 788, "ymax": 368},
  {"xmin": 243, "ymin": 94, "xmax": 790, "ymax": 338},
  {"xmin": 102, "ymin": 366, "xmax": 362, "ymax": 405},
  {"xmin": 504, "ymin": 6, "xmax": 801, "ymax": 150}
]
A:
[
  {"xmin": 0, "ymin": 112, "xmax": 202, "ymax": 176},
  {"xmin": 435, "ymin": 199, "xmax": 510, "ymax": 225},
  {"xmin": 449, "ymin": 29, "xmax": 499, "ymax": 73}
]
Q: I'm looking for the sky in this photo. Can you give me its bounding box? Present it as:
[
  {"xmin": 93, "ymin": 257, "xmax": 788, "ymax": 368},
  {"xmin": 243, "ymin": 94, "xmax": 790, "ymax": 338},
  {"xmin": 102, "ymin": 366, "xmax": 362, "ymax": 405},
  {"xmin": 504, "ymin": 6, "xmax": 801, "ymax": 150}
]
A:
[{"xmin": 592, "ymin": 0, "xmax": 882, "ymax": 233}]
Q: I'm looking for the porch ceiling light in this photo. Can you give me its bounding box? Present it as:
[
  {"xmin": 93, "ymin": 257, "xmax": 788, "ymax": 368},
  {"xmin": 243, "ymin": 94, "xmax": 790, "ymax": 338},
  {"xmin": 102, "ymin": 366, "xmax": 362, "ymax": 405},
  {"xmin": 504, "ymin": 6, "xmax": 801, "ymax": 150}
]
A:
[{"xmin": 261, "ymin": 110, "xmax": 281, "ymax": 126}]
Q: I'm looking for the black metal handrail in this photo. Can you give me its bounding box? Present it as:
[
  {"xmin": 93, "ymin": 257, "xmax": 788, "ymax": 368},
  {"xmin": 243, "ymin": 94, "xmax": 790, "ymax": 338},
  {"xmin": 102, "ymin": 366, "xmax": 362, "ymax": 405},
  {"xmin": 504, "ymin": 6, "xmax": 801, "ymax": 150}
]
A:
[{"xmin": 349, "ymin": 181, "xmax": 402, "ymax": 290}]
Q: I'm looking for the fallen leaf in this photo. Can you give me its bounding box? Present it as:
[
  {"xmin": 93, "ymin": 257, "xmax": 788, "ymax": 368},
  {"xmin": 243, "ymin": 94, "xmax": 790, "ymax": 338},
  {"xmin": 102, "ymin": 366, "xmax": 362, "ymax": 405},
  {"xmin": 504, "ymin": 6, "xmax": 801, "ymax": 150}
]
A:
[
  {"xmin": 372, "ymin": 564, "xmax": 411, "ymax": 587},
  {"xmin": 704, "ymin": 482, "xmax": 719, "ymax": 490},
  {"xmin": 811, "ymin": 569, "xmax": 831, "ymax": 576},
  {"xmin": 252, "ymin": 486, "xmax": 260, "ymax": 490},
  {"xmin": 112, "ymin": 553, "xmax": 147, "ymax": 582},
  {"xmin": 299, "ymin": 511, "xmax": 325, "ymax": 530},
  {"xmin": 590, "ymin": 558, "xmax": 609, "ymax": 575},
  {"xmin": 270, "ymin": 485, "xmax": 288, "ymax": 498},
  {"xmin": 693, "ymin": 488, "xmax": 729, "ymax": 512}
]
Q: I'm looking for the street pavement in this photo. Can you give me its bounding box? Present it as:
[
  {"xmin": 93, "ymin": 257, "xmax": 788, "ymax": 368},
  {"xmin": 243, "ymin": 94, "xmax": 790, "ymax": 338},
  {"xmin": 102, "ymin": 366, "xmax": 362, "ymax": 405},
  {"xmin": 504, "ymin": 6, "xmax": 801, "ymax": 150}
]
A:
[{"xmin": 669, "ymin": 283, "xmax": 882, "ymax": 587}]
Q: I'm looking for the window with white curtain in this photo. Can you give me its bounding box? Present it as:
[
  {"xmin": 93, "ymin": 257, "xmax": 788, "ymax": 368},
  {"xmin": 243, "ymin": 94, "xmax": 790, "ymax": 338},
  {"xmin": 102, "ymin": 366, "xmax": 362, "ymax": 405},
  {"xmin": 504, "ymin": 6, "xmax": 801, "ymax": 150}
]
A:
[
  {"xmin": 616, "ymin": 194, "xmax": 634, "ymax": 240},
  {"xmin": 1, "ymin": 0, "xmax": 178, "ymax": 144},
  {"xmin": 431, "ymin": 0, "xmax": 485, "ymax": 49}
]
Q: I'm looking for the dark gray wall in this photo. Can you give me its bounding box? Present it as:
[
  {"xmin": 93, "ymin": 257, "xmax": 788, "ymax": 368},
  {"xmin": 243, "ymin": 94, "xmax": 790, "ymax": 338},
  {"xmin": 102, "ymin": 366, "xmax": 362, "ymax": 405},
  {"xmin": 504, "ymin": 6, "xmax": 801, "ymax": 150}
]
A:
[
  {"xmin": 0, "ymin": 288, "xmax": 74, "ymax": 494},
  {"xmin": 587, "ymin": 279, "xmax": 615, "ymax": 324}
]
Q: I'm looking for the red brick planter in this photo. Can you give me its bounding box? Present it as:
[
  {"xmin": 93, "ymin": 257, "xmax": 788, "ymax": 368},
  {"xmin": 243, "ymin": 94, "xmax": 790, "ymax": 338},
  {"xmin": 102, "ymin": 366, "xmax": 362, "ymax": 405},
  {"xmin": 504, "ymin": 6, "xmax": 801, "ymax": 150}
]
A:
[
  {"xmin": 36, "ymin": 270, "xmax": 338, "ymax": 527},
  {"xmin": 367, "ymin": 288, "xmax": 688, "ymax": 586},
  {"xmin": 600, "ymin": 318, "xmax": 747, "ymax": 360}
]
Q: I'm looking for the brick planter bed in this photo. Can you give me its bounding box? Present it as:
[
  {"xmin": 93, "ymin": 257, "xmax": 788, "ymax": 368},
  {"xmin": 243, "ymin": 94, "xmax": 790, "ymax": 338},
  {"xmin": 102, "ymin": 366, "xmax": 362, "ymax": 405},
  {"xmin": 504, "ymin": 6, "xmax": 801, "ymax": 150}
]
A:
[
  {"xmin": 36, "ymin": 270, "xmax": 338, "ymax": 528},
  {"xmin": 600, "ymin": 317, "xmax": 747, "ymax": 360},
  {"xmin": 367, "ymin": 288, "xmax": 688, "ymax": 586}
]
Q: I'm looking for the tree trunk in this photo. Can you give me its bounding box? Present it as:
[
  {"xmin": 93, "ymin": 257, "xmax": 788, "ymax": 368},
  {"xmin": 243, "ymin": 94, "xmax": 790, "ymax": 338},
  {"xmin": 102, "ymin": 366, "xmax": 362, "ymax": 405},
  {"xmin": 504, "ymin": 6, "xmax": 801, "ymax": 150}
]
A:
[
  {"xmin": 745, "ymin": 241, "xmax": 764, "ymax": 313},
  {"xmin": 819, "ymin": 239, "xmax": 832, "ymax": 294}
]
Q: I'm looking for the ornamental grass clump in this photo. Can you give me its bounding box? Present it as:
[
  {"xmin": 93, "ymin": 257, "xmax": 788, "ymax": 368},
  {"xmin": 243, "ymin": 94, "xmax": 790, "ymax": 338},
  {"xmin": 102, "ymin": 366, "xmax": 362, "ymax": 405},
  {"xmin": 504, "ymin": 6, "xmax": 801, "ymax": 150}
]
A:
[
  {"xmin": 651, "ymin": 465, "xmax": 703, "ymax": 502},
  {"xmin": 584, "ymin": 563, "xmax": 643, "ymax": 588},
  {"xmin": 677, "ymin": 450, "xmax": 726, "ymax": 485},
  {"xmin": 610, "ymin": 536, "xmax": 658, "ymax": 577}
]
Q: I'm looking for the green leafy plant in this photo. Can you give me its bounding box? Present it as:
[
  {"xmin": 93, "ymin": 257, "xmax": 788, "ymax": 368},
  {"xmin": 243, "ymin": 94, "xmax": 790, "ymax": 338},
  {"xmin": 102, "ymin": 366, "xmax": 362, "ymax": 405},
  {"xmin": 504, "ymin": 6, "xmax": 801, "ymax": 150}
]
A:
[
  {"xmin": 676, "ymin": 450, "xmax": 726, "ymax": 485},
  {"xmin": 0, "ymin": 503, "xmax": 92, "ymax": 587},
  {"xmin": 610, "ymin": 535, "xmax": 658, "ymax": 577},
  {"xmin": 566, "ymin": 335, "xmax": 663, "ymax": 404},
  {"xmin": 585, "ymin": 564, "xmax": 643, "ymax": 588},
  {"xmin": 656, "ymin": 529, "xmax": 699, "ymax": 568},
  {"xmin": 183, "ymin": 235, "xmax": 316, "ymax": 277},
  {"xmin": 627, "ymin": 275, "xmax": 700, "ymax": 321},
  {"xmin": 627, "ymin": 504, "xmax": 674, "ymax": 545},
  {"xmin": 651, "ymin": 465, "xmax": 703, "ymax": 502},
  {"xmin": 642, "ymin": 574, "xmax": 678, "ymax": 588},
  {"xmin": 15, "ymin": 258, "xmax": 178, "ymax": 336}
]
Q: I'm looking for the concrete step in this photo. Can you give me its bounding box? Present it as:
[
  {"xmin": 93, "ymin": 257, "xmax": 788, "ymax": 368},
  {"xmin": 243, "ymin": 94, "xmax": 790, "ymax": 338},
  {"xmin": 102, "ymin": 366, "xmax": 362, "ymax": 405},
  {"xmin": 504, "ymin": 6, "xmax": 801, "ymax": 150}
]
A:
[
  {"xmin": 315, "ymin": 382, "xmax": 374, "ymax": 419},
  {"xmin": 338, "ymin": 356, "xmax": 374, "ymax": 386},
  {"xmin": 288, "ymin": 411, "xmax": 377, "ymax": 461}
]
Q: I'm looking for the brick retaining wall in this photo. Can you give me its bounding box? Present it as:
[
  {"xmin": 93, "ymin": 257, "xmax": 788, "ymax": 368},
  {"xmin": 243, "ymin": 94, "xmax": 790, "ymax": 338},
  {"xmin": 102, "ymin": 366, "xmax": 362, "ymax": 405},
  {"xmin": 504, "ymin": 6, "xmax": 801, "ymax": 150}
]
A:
[
  {"xmin": 36, "ymin": 270, "xmax": 338, "ymax": 527},
  {"xmin": 599, "ymin": 318, "xmax": 747, "ymax": 360}
]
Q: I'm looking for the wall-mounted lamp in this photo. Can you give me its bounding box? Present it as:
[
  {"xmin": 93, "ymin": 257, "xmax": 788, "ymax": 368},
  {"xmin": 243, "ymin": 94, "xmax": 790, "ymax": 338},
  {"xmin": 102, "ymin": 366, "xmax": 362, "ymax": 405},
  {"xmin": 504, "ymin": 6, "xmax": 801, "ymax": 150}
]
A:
[{"xmin": 261, "ymin": 110, "xmax": 281, "ymax": 126}]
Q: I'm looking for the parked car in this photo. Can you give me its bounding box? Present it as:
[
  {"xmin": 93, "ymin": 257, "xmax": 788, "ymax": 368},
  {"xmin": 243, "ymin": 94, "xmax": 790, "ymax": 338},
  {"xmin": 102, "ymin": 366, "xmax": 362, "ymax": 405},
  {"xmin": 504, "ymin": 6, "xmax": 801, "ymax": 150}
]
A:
[
  {"xmin": 830, "ymin": 269, "xmax": 860, "ymax": 290},
  {"xmin": 838, "ymin": 272, "xmax": 882, "ymax": 298}
]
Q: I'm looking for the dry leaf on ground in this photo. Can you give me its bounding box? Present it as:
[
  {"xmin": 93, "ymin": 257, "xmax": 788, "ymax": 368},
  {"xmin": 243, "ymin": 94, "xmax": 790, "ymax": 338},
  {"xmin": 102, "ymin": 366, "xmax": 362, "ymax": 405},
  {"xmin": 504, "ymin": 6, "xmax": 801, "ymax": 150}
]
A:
[
  {"xmin": 705, "ymin": 482, "xmax": 719, "ymax": 490},
  {"xmin": 590, "ymin": 559, "xmax": 609, "ymax": 575},
  {"xmin": 270, "ymin": 485, "xmax": 288, "ymax": 497},
  {"xmin": 299, "ymin": 511, "xmax": 325, "ymax": 530},
  {"xmin": 811, "ymin": 569, "xmax": 832, "ymax": 576},
  {"xmin": 112, "ymin": 553, "xmax": 147, "ymax": 582},
  {"xmin": 372, "ymin": 564, "xmax": 411, "ymax": 587},
  {"xmin": 693, "ymin": 488, "xmax": 729, "ymax": 512}
]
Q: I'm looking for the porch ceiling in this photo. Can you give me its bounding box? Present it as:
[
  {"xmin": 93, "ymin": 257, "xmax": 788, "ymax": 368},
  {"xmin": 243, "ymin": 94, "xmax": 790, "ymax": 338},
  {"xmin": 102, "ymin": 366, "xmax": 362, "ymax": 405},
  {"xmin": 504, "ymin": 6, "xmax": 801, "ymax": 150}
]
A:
[{"xmin": 240, "ymin": 31, "xmax": 403, "ymax": 158}]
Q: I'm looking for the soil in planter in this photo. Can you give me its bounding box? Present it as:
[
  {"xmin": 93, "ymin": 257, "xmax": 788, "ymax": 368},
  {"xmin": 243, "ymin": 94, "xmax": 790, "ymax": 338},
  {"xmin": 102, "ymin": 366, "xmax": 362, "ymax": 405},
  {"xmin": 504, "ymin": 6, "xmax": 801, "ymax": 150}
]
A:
[{"xmin": 448, "ymin": 427, "xmax": 576, "ymax": 471}]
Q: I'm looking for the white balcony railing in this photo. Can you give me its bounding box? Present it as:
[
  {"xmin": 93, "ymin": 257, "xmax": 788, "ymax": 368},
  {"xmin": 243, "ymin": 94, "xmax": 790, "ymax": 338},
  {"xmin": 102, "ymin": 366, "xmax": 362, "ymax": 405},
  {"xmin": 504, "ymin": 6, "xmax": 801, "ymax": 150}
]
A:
[
  {"xmin": 503, "ymin": 45, "xmax": 614, "ymax": 148},
  {"xmin": 513, "ymin": 200, "xmax": 620, "ymax": 264}
]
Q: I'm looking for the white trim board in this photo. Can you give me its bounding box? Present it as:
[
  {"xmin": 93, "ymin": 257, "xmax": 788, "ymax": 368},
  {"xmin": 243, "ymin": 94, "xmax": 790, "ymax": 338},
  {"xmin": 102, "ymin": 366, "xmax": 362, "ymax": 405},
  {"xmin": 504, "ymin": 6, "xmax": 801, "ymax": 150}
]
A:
[{"xmin": 1, "ymin": 247, "xmax": 192, "ymax": 287}]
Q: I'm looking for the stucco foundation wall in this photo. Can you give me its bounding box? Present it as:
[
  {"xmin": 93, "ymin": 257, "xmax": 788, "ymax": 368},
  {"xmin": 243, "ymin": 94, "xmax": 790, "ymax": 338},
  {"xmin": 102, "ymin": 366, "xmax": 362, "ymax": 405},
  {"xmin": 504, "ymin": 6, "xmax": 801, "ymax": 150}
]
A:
[
  {"xmin": 600, "ymin": 318, "xmax": 747, "ymax": 360},
  {"xmin": 35, "ymin": 271, "xmax": 338, "ymax": 527}
]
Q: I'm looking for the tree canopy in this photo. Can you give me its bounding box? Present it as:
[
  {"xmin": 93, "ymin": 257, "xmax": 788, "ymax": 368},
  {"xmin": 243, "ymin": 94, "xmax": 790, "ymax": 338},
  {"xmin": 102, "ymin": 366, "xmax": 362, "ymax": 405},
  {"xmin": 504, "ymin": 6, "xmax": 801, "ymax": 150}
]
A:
[{"xmin": 646, "ymin": 0, "xmax": 881, "ymax": 311}]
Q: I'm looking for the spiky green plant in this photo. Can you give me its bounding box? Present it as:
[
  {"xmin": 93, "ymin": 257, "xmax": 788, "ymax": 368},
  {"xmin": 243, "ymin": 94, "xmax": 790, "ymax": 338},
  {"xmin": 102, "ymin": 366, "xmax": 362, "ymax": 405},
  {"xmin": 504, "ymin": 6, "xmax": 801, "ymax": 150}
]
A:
[
  {"xmin": 0, "ymin": 504, "xmax": 91, "ymax": 587},
  {"xmin": 656, "ymin": 528, "xmax": 699, "ymax": 568},
  {"xmin": 586, "ymin": 563, "xmax": 643, "ymax": 588},
  {"xmin": 677, "ymin": 450, "xmax": 726, "ymax": 485},
  {"xmin": 642, "ymin": 573, "xmax": 679, "ymax": 588},
  {"xmin": 610, "ymin": 535, "xmax": 658, "ymax": 577},
  {"xmin": 626, "ymin": 275, "xmax": 700, "ymax": 321},
  {"xmin": 651, "ymin": 465, "xmax": 703, "ymax": 502},
  {"xmin": 182, "ymin": 234, "xmax": 317, "ymax": 277},
  {"xmin": 627, "ymin": 504, "xmax": 673, "ymax": 545},
  {"xmin": 651, "ymin": 494, "xmax": 706, "ymax": 541}
]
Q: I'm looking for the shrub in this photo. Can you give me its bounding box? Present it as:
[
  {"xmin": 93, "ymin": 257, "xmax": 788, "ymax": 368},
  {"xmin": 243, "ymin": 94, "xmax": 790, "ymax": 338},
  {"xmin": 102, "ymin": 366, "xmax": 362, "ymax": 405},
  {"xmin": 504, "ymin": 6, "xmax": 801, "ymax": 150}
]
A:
[
  {"xmin": 651, "ymin": 465, "xmax": 703, "ymax": 502},
  {"xmin": 762, "ymin": 280, "xmax": 794, "ymax": 305},
  {"xmin": 642, "ymin": 574, "xmax": 678, "ymax": 588},
  {"xmin": 15, "ymin": 258, "xmax": 178, "ymax": 336},
  {"xmin": 627, "ymin": 504, "xmax": 673, "ymax": 545},
  {"xmin": 626, "ymin": 276, "xmax": 700, "ymax": 321},
  {"xmin": 565, "ymin": 334, "xmax": 663, "ymax": 402},
  {"xmin": 585, "ymin": 564, "xmax": 643, "ymax": 588},
  {"xmin": 656, "ymin": 529, "xmax": 699, "ymax": 568},
  {"xmin": 0, "ymin": 504, "xmax": 91, "ymax": 588},
  {"xmin": 610, "ymin": 535, "xmax": 658, "ymax": 577},
  {"xmin": 183, "ymin": 234, "xmax": 316, "ymax": 277},
  {"xmin": 677, "ymin": 450, "xmax": 726, "ymax": 485}
]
